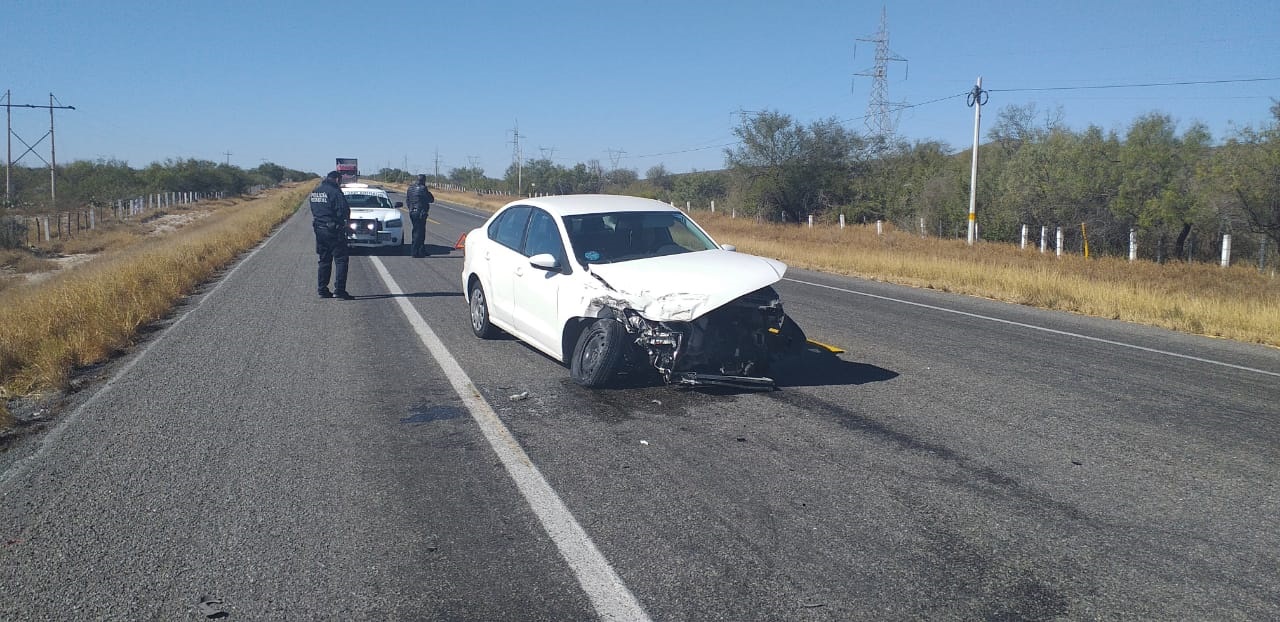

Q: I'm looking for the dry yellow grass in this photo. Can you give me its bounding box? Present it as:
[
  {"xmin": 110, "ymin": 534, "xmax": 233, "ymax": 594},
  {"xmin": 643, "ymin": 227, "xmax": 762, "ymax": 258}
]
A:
[
  {"xmin": 0, "ymin": 185, "xmax": 310, "ymax": 424},
  {"xmin": 430, "ymin": 186, "xmax": 512, "ymax": 212},
  {"xmin": 696, "ymin": 213, "xmax": 1280, "ymax": 347}
]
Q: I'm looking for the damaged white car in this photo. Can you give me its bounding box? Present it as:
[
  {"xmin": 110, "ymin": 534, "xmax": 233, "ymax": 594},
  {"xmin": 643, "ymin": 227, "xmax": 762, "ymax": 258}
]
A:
[{"xmin": 460, "ymin": 194, "xmax": 806, "ymax": 389}]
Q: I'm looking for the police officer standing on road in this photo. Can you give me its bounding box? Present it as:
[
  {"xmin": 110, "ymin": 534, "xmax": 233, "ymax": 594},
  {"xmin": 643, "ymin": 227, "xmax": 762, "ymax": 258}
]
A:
[
  {"xmin": 310, "ymin": 171, "xmax": 354, "ymax": 300},
  {"xmin": 406, "ymin": 174, "xmax": 435, "ymax": 258}
]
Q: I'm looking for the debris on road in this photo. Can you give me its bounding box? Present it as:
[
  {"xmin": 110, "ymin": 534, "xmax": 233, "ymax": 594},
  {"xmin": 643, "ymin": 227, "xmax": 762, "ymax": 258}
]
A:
[
  {"xmin": 508, "ymin": 391, "xmax": 530, "ymax": 402},
  {"xmin": 197, "ymin": 595, "xmax": 228, "ymax": 619}
]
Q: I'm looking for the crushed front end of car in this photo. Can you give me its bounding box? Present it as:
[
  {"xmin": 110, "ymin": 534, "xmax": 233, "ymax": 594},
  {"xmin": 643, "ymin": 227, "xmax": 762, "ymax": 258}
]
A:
[{"xmin": 617, "ymin": 286, "xmax": 806, "ymax": 390}]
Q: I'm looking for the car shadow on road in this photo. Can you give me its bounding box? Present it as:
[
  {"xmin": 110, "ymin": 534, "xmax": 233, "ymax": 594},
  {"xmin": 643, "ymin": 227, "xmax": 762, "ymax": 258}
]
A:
[
  {"xmin": 417, "ymin": 243, "xmax": 457, "ymax": 256},
  {"xmin": 597, "ymin": 345, "xmax": 896, "ymax": 395},
  {"xmin": 771, "ymin": 345, "xmax": 898, "ymax": 388}
]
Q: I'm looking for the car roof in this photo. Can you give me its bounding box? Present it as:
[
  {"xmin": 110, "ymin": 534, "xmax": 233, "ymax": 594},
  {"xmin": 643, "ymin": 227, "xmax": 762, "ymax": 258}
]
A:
[{"xmin": 507, "ymin": 194, "xmax": 682, "ymax": 217}]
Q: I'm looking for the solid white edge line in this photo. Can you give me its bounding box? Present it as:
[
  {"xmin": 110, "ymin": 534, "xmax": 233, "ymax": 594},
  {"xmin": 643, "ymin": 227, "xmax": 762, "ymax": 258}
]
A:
[
  {"xmin": 370, "ymin": 257, "xmax": 651, "ymax": 622},
  {"xmin": 785, "ymin": 277, "xmax": 1280, "ymax": 379}
]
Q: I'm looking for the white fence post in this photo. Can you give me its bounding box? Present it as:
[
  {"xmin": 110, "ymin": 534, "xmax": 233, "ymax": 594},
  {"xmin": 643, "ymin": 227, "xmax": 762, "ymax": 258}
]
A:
[
  {"xmin": 876, "ymin": 220, "xmax": 883, "ymax": 235},
  {"xmin": 89, "ymin": 208, "xmax": 95, "ymax": 230},
  {"xmin": 1040, "ymin": 226, "xmax": 1048, "ymax": 253},
  {"xmin": 1221, "ymin": 234, "xmax": 1231, "ymax": 267},
  {"xmin": 807, "ymin": 214, "xmax": 813, "ymax": 228},
  {"xmin": 711, "ymin": 200, "xmax": 715, "ymax": 213},
  {"xmin": 839, "ymin": 214, "xmax": 845, "ymax": 229},
  {"xmin": 1055, "ymin": 227, "xmax": 1064, "ymax": 257},
  {"xmin": 686, "ymin": 201, "xmax": 690, "ymax": 211},
  {"xmin": 1129, "ymin": 228, "xmax": 1137, "ymax": 261},
  {"xmin": 1020, "ymin": 224, "xmax": 1028, "ymax": 249},
  {"xmin": 919, "ymin": 217, "xmax": 925, "ymax": 237}
]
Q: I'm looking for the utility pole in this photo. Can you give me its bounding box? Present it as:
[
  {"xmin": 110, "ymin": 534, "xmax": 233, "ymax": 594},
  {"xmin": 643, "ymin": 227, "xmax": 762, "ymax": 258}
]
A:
[
  {"xmin": 434, "ymin": 148, "xmax": 441, "ymax": 179},
  {"xmin": 966, "ymin": 77, "xmax": 988, "ymax": 246},
  {"xmin": 4, "ymin": 90, "xmax": 10, "ymax": 203},
  {"xmin": 3, "ymin": 92, "xmax": 75, "ymax": 205},
  {"xmin": 854, "ymin": 7, "xmax": 907, "ymax": 146},
  {"xmin": 223, "ymin": 150, "xmax": 232, "ymax": 165}
]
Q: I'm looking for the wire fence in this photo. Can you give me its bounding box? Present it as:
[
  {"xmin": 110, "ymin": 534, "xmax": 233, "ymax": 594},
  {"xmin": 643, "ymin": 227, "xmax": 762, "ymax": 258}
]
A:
[
  {"xmin": 663, "ymin": 199, "xmax": 1277, "ymax": 272},
  {"xmin": 0, "ymin": 190, "xmax": 224, "ymax": 249}
]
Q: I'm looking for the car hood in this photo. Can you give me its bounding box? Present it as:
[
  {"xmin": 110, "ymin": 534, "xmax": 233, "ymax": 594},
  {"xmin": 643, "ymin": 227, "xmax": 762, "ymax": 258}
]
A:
[
  {"xmin": 349, "ymin": 207, "xmax": 399, "ymax": 220},
  {"xmin": 587, "ymin": 249, "xmax": 786, "ymax": 322}
]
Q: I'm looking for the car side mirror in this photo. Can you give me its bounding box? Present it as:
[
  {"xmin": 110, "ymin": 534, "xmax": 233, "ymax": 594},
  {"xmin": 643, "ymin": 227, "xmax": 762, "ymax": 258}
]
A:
[
  {"xmin": 720, "ymin": 244, "xmax": 737, "ymax": 252},
  {"xmin": 528, "ymin": 253, "xmax": 561, "ymax": 272},
  {"xmin": 395, "ymin": 201, "xmax": 404, "ymax": 208}
]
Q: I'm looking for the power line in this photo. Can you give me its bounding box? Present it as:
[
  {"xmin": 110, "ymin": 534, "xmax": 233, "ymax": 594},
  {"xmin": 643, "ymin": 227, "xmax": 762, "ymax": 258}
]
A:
[
  {"xmin": 989, "ymin": 76, "xmax": 1280, "ymax": 93},
  {"xmin": 489, "ymin": 75, "xmax": 1277, "ymax": 173}
]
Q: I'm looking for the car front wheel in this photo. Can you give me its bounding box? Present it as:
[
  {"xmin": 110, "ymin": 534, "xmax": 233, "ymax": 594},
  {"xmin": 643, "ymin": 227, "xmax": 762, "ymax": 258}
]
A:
[
  {"xmin": 570, "ymin": 318, "xmax": 626, "ymax": 388},
  {"xmin": 469, "ymin": 281, "xmax": 499, "ymax": 339}
]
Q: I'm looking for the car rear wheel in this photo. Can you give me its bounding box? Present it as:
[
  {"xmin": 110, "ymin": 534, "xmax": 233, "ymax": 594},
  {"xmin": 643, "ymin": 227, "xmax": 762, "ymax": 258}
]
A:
[
  {"xmin": 469, "ymin": 281, "xmax": 499, "ymax": 339},
  {"xmin": 571, "ymin": 318, "xmax": 626, "ymax": 388}
]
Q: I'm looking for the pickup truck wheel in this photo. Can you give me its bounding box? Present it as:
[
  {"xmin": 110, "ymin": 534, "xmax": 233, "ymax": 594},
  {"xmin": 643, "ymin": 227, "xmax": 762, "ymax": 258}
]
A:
[
  {"xmin": 469, "ymin": 282, "xmax": 499, "ymax": 339},
  {"xmin": 571, "ymin": 318, "xmax": 625, "ymax": 388}
]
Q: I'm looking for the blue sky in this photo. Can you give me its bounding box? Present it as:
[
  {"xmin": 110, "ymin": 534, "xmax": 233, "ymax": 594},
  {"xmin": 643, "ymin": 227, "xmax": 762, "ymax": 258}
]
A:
[{"xmin": 3, "ymin": 1, "xmax": 1277, "ymax": 178}]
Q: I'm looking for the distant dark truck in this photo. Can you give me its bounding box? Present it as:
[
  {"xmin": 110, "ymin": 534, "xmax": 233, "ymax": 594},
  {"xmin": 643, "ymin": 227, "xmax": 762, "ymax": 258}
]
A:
[{"xmin": 335, "ymin": 158, "xmax": 358, "ymax": 185}]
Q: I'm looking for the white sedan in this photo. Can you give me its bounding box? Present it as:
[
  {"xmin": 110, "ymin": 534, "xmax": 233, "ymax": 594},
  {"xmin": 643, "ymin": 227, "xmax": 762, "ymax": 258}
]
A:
[
  {"xmin": 460, "ymin": 194, "xmax": 807, "ymax": 389},
  {"xmin": 341, "ymin": 183, "xmax": 405, "ymax": 252}
]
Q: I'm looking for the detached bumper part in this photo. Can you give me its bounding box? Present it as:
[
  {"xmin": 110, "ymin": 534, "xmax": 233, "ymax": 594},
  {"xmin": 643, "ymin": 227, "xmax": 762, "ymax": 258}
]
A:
[{"xmin": 672, "ymin": 372, "xmax": 776, "ymax": 390}]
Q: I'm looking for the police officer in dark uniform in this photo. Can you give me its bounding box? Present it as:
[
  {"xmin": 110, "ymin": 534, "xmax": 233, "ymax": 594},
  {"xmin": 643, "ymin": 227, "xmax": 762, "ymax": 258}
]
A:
[
  {"xmin": 406, "ymin": 174, "xmax": 435, "ymax": 258},
  {"xmin": 310, "ymin": 171, "xmax": 354, "ymax": 299}
]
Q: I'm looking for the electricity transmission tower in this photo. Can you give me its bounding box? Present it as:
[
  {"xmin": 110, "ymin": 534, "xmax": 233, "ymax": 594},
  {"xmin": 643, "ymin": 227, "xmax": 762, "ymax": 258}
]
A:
[
  {"xmin": 467, "ymin": 156, "xmax": 482, "ymax": 190},
  {"xmin": 854, "ymin": 7, "xmax": 907, "ymax": 143},
  {"xmin": 508, "ymin": 120, "xmax": 525, "ymax": 194},
  {"xmin": 606, "ymin": 148, "xmax": 625, "ymax": 171}
]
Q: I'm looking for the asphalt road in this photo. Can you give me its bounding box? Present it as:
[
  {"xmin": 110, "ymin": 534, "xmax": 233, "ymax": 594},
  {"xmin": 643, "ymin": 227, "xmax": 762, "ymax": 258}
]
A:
[{"xmin": 1, "ymin": 191, "xmax": 1277, "ymax": 620}]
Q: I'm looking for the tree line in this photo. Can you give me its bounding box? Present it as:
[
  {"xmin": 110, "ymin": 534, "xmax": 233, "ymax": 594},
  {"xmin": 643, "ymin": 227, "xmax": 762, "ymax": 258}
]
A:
[
  {"xmin": 424, "ymin": 101, "xmax": 1279, "ymax": 265},
  {"xmin": 721, "ymin": 101, "xmax": 1279, "ymax": 263},
  {"xmin": 2, "ymin": 158, "xmax": 312, "ymax": 213}
]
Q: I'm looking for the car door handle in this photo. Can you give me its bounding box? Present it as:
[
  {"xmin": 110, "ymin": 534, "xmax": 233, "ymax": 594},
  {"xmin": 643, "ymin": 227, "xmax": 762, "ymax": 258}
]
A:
[{"xmin": 515, "ymin": 266, "xmax": 524, "ymax": 277}]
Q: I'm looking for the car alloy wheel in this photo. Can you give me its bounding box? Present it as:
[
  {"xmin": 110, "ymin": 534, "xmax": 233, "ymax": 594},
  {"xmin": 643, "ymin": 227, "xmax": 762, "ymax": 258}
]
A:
[{"xmin": 469, "ymin": 282, "xmax": 499, "ymax": 339}]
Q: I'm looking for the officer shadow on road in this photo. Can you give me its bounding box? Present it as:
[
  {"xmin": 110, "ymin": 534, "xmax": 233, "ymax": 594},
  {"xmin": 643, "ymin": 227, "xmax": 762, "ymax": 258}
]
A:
[
  {"xmin": 771, "ymin": 344, "xmax": 898, "ymax": 388},
  {"xmin": 347, "ymin": 291, "xmax": 464, "ymax": 301}
]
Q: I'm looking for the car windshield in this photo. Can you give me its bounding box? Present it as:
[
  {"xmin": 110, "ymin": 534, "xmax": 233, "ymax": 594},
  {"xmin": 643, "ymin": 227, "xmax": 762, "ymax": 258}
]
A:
[
  {"xmin": 346, "ymin": 194, "xmax": 393, "ymax": 209},
  {"xmin": 564, "ymin": 210, "xmax": 717, "ymax": 265}
]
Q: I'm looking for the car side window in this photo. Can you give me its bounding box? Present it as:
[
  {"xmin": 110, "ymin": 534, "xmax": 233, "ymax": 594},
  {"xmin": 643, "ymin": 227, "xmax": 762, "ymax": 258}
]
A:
[
  {"xmin": 489, "ymin": 206, "xmax": 532, "ymax": 251},
  {"xmin": 523, "ymin": 209, "xmax": 568, "ymax": 269}
]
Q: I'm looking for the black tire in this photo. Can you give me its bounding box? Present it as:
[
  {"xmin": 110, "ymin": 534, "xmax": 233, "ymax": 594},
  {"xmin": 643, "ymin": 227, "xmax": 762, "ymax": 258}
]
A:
[
  {"xmin": 570, "ymin": 318, "xmax": 626, "ymax": 388},
  {"xmin": 469, "ymin": 281, "xmax": 499, "ymax": 339}
]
